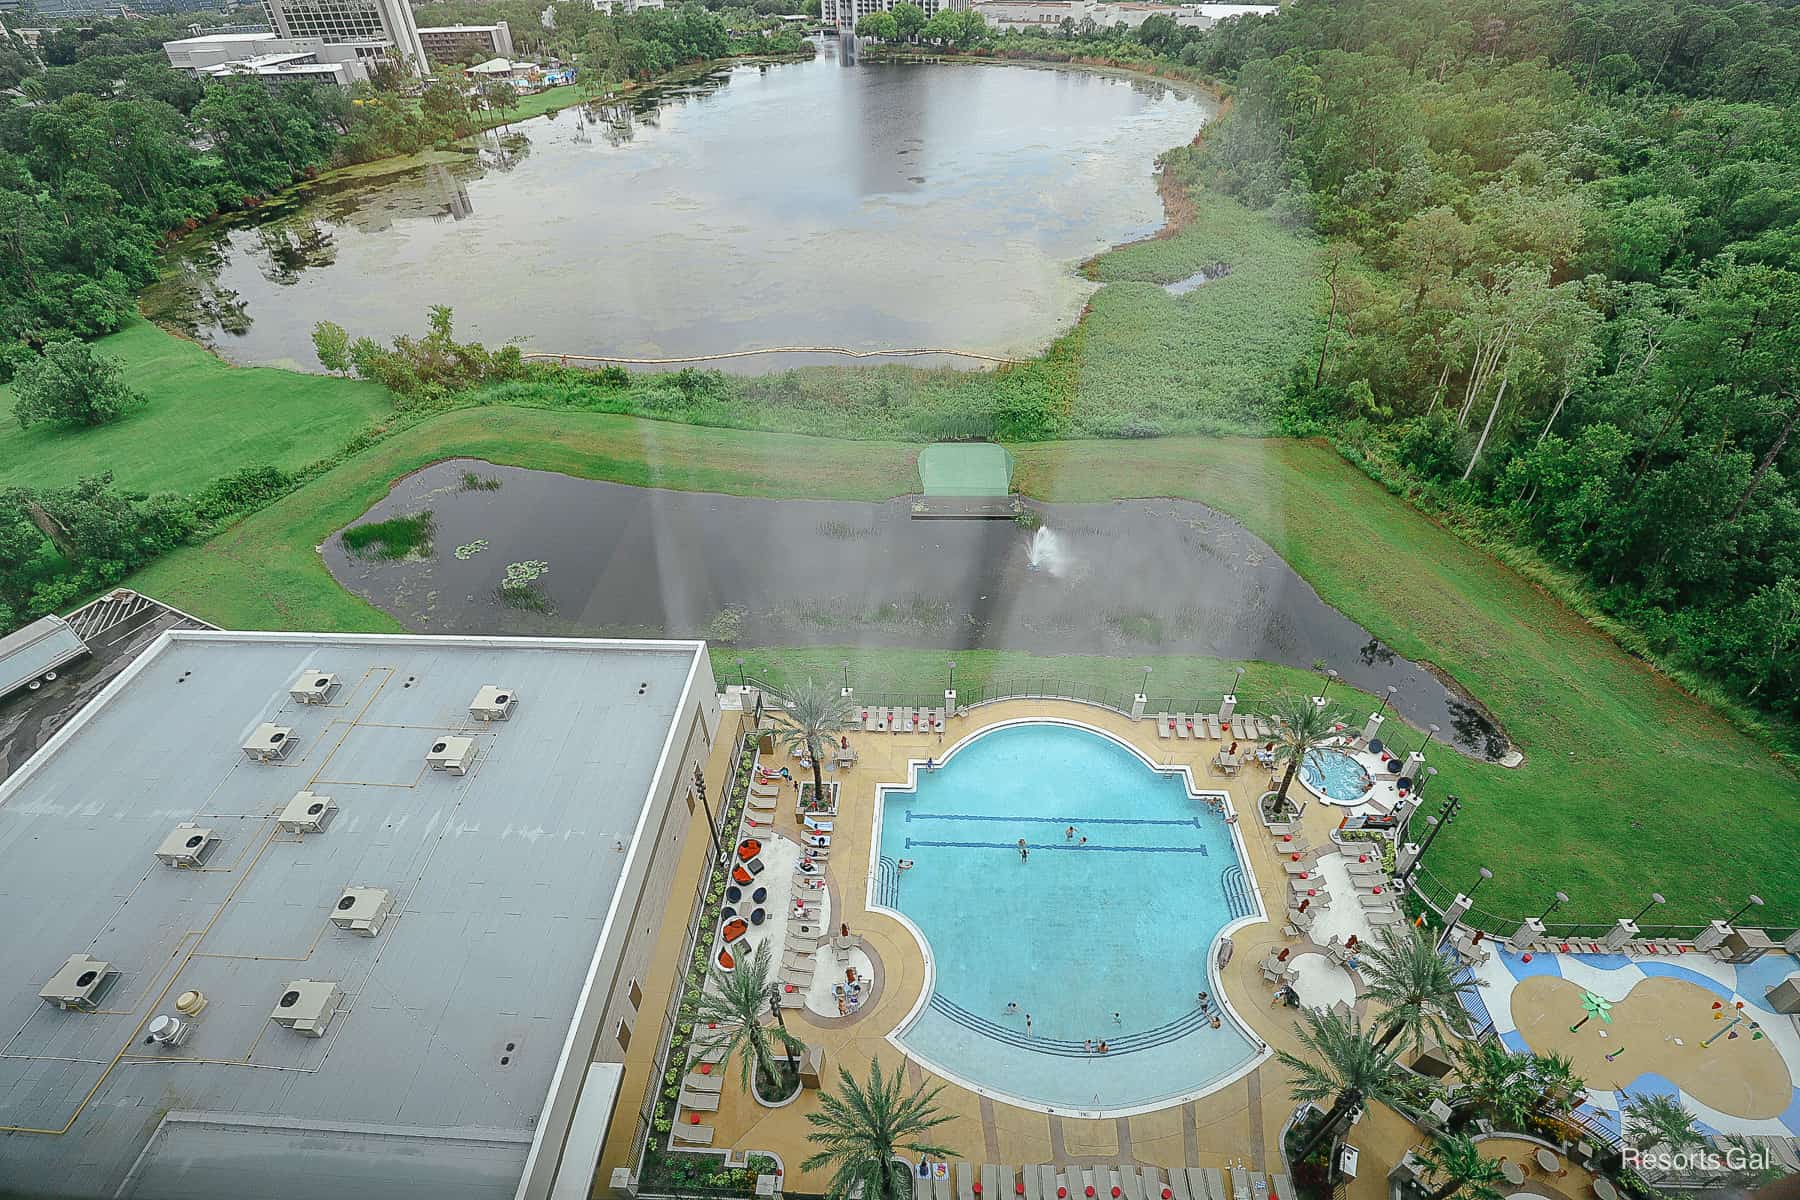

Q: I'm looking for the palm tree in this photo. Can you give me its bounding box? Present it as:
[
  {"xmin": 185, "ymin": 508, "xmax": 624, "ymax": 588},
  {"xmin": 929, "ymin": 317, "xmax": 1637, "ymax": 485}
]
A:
[
  {"xmin": 1278, "ymin": 1007, "xmax": 1403, "ymax": 1163},
  {"xmin": 691, "ymin": 941, "xmax": 805, "ymax": 1099},
  {"xmin": 1525, "ymin": 1051, "xmax": 1586, "ymax": 1111},
  {"xmin": 1451, "ymin": 1041, "xmax": 1537, "ymax": 1131},
  {"xmin": 1412, "ymin": 1133, "xmax": 1505, "ymax": 1200},
  {"xmin": 1359, "ymin": 925, "xmax": 1479, "ymax": 1055},
  {"xmin": 766, "ymin": 678, "xmax": 857, "ymax": 815},
  {"xmin": 1623, "ymin": 1091, "xmax": 1704, "ymax": 1153},
  {"xmin": 802, "ymin": 1059, "xmax": 956, "ymax": 1200},
  {"xmin": 1264, "ymin": 691, "xmax": 1348, "ymax": 805}
]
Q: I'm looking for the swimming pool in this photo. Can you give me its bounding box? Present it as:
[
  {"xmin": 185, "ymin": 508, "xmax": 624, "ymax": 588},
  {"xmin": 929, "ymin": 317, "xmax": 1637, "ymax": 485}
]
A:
[
  {"xmin": 1299, "ymin": 747, "xmax": 1373, "ymax": 803},
  {"xmin": 872, "ymin": 720, "xmax": 1264, "ymax": 1115}
]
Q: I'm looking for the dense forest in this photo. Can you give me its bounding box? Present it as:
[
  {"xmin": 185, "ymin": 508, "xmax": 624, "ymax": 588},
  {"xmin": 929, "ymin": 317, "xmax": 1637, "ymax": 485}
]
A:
[{"xmin": 998, "ymin": 0, "xmax": 1800, "ymax": 727}]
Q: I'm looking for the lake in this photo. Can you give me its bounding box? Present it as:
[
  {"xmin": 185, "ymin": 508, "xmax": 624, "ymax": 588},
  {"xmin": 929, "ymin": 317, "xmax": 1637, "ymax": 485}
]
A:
[
  {"xmin": 147, "ymin": 41, "xmax": 1212, "ymax": 373},
  {"xmin": 325, "ymin": 459, "xmax": 1510, "ymax": 759}
]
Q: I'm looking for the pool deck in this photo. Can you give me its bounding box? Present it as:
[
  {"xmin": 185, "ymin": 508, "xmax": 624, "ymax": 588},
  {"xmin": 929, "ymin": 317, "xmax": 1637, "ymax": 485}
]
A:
[{"xmin": 592, "ymin": 701, "xmax": 1610, "ymax": 1199}]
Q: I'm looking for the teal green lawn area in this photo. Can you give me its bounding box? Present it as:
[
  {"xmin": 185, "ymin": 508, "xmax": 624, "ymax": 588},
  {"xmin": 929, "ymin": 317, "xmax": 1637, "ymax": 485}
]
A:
[
  {"xmin": 0, "ymin": 318, "xmax": 392, "ymax": 496},
  {"xmin": 126, "ymin": 412, "xmax": 1800, "ymax": 928}
]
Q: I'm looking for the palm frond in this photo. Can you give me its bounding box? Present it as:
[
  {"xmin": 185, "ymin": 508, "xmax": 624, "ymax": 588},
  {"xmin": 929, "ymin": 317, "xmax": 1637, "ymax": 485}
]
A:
[
  {"xmin": 1360, "ymin": 925, "xmax": 1480, "ymax": 1055},
  {"xmin": 803, "ymin": 1060, "xmax": 957, "ymax": 1200}
]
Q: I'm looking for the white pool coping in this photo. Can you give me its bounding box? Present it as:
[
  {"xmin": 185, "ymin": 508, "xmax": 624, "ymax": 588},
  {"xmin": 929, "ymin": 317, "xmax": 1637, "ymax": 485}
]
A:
[{"xmin": 865, "ymin": 713, "xmax": 1274, "ymax": 1119}]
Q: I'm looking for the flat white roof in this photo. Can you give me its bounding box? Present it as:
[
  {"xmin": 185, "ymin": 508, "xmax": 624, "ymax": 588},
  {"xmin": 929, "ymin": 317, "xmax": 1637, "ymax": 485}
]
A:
[
  {"xmin": 418, "ymin": 24, "xmax": 509, "ymax": 33},
  {"xmin": 0, "ymin": 631, "xmax": 706, "ymax": 1200}
]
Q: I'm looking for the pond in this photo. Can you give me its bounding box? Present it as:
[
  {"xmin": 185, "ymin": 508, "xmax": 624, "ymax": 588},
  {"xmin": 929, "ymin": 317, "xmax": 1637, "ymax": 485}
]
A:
[
  {"xmin": 145, "ymin": 40, "xmax": 1211, "ymax": 373},
  {"xmin": 324, "ymin": 459, "xmax": 1510, "ymax": 759}
]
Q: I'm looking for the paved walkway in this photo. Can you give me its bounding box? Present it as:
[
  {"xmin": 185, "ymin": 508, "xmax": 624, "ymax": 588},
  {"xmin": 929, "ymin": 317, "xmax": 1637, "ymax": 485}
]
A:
[{"xmin": 595, "ymin": 700, "xmax": 1442, "ymax": 1198}]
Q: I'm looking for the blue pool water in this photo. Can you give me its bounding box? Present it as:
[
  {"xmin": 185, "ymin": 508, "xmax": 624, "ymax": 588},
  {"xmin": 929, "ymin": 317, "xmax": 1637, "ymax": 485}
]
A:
[
  {"xmin": 876, "ymin": 721, "xmax": 1259, "ymax": 1112},
  {"xmin": 1299, "ymin": 747, "xmax": 1372, "ymax": 802}
]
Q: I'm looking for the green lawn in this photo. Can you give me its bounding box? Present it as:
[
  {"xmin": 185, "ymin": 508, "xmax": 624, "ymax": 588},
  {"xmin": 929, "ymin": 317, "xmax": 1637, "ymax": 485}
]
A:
[
  {"xmin": 126, "ymin": 413, "xmax": 1800, "ymax": 928},
  {"xmin": 0, "ymin": 318, "xmax": 392, "ymax": 496}
]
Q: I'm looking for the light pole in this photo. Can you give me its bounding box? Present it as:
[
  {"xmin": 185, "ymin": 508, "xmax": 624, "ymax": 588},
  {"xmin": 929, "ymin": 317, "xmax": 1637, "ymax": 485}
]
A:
[
  {"xmin": 1727, "ymin": 894, "xmax": 1765, "ymax": 925},
  {"xmin": 1319, "ymin": 668, "xmax": 1339, "ymax": 699},
  {"xmin": 1400, "ymin": 794, "xmax": 1461, "ymax": 886},
  {"xmin": 1630, "ymin": 892, "xmax": 1665, "ymax": 924},
  {"xmin": 841, "ymin": 659, "xmax": 850, "ymax": 689},
  {"xmin": 948, "ymin": 660, "xmax": 956, "ymax": 692},
  {"xmin": 1413, "ymin": 765, "xmax": 1438, "ymax": 800},
  {"xmin": 1374, "ymin": 685, "xmax": 1397, "ymax": 717},
  {"xmin": 1420, "ymin": 723, "xmax": 1441, "ymax": 754},
  {"xmin": 1232, "ymin": 666, "xmax": 1246, "ymax": 695},
  {"xmin": 1141, "ymin": 665, "xmax": 1152, "ymax": 695},
  {"xmin": 1468, "ymin": 866, "xmax": 1493, "ymax": 898},
  {"xmin": 1538, "ymin": 890, "xmax": 1570, "ymax": 922},
  {"xmin": 736, "ymin": 657, "xmax": 746, "ymax": 687}
]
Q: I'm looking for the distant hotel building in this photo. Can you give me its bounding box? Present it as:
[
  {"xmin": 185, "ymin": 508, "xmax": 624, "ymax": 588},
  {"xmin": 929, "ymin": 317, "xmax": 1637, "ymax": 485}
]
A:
[
  {"xmin": 822, "ymin": 0, "xmax": 958, "ymax": 34},
  {"xmin": 256, "ymin": 0, "xmax": 427, "ymax": 70},
  {"xmin": 971, "ymin": 0, "xmax": 1274, "ymax": 28},
  {"xmin": 416, "ymin": 20, "xmax": 514, "ymax": 61},
  {"xmin": 162, "ymin": 30, "xmax": 383, "ymax": 85},
  {"xmin": 591, "ymin": 0, "xmax": 665, "ymax": 14}
]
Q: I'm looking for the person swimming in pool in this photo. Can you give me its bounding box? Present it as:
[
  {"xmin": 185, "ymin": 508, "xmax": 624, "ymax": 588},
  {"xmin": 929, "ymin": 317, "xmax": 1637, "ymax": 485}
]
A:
[
  {"xmin": 1017, "ymin": 839, "xmax": 1029, "ymax": 863},
  {"xmin": 1096, "ymin": 1040, "xmax": 1110, "ymax": 1054},
  {"xmin": 1066, "ymin": 826, "xmax": 1076, "ymax": 841}
]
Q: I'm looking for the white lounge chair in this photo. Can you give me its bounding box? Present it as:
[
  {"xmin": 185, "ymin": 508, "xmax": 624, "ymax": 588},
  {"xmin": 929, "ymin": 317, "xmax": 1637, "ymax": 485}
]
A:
[
  {"xmin": 674, "ymin": 1123, "xmax": 713, "ymax": 1146},
  {"xmin": 684, "ymin": 1072, "xmax": 724, "ymax": 1093},
  {"xmin": 1174, "ymin": 714, "xmax": 1191, "ymax": 739},
  {"xmin": 680, "ymin": 1089, "xmax": 720, "ymax": 1112},
  {"xmin": 1157, "ymin": 713, "xmax": 1174, "ymax": 739}
]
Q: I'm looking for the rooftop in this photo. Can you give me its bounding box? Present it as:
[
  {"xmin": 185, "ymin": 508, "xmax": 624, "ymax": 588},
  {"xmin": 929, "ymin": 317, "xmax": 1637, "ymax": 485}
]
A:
[
  {"xmin": 418, "ymin": 23, "xmax": 510, "ymax": 33},
  {"xmin": 0, "ymin": 630, "xmax": 706, "ymax": 1200}
]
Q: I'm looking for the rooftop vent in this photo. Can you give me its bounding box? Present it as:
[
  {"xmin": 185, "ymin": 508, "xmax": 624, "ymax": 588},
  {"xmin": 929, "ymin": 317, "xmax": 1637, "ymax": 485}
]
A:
[
  {"xmin": 39, "ymin": 954, "xmax": 116, "ymax": 1011},
  {"xmin": 142, "ymin": 1013, "xmax": 192, "ymax": 1049},
  {"xmin": 276, "ymin": 790, "xmax": 336, "ymax": 834},
  {"xmin": 330, "ymin": 885, "xmax": 394, "ymax": 937},
  {"xmin": 242, "ymin": 723, "xmax": 296, "ymax": 763},
  {"xmin": 289, "ymin": 670, "xmax": 339, "ymax": 705},
  {"xmin": 155, "ymin": 823, "xmax": 218, "ymax": 868},
  {"xmin": 269, "ymin": 979, "xmax": 341, "ymax": 1037},
  {"xmin": 469, "ymin": 685, "xmax": 516, "ymax": 722},
  {"xmin": 425, "ymin": 735, "xmax": 476, "ymax": 775}
]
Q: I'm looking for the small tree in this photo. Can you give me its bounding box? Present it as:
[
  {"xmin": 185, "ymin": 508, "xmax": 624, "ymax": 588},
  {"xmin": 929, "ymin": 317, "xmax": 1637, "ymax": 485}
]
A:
[
  {"xmin": 312, "ymin": 320, "xmax": 352, "ymax": 374},
  {"xmin": 1359, "ymin": 924, "xmax": 1479, "ymax": 1055},
  {"xmin": 891, "ymin": 1, "xmax": 925, "ymax": 40},
  {"xmin": 12, "ymin": 340, "xmax": 146, "ymax": 429},
  {"xmin": 765, "ymin": 677, "xmax": 857, "ymax": 812},
  {"xmin": 1278, "ymin": 1007, "xmax": 1402, "ymax": 1163},
  {"xmin": 802, "ymin": 1059, "xmax": 955, "ymax": 1200},
  {"xmin": 1264, "ymin": 691, "xmax": 1347, "ymax": 804},
  {"xmin": 1451, "ymin": 1041, "xmax": 1538, "ymax": 1130},
  {"xmin": 691, "ymin": 941, "xmax": 804, "ymax": 1099},
  {"xmin": 1412, "ymin": 1133, "xmax": 1504, "ymax": 1200},
  {"xmin": 1622, "ymin": 1091, "xmax": 1704, "ymax": 1154}
]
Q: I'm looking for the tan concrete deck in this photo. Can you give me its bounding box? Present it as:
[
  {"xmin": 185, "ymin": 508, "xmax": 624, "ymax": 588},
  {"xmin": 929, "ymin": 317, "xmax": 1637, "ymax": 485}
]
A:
[{"xmin": 594, "ymin": 701, "xmax": 1450, "ymax": 1198}]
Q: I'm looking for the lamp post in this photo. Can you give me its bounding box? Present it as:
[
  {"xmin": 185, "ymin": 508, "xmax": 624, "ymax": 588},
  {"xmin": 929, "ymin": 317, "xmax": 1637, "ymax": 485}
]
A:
[
  {"xmin": 1374, "ymin": 685, "xmax": 1397, "ymax": 717},
  {"xmin": 1319, "ymin": 668, "xmax": 1339, "ymax": 699},
  {"xmin": 1233, "ymin": 666, "xmax": 1246, "ymax": 695},
  {"xmin": 1413, "ymin": 765, "xmax": 1438, "ymax": 800},
  {"xmin": 1538, "ymin": 890, "xmax": 1570, "ymax": 922},
  {"xmin": 1468, "ymin": 866, "xmax": 1493, "ymax": 898},
  {"xmin": 1631, "ymin": 892, "xmax": 1665, "ymax": 924},
  {"xmin": 948, "ymin": 661, "xmax": 956, "ymax": 692},
  {"xmin": 841, "ymin": 660, "xmax": 850, "ymax": 689},
  {"xmin": 1400, "ymin": 794, "xmax": 1461, "ymax": 886},
  {"xmin": 1727, "ymin": 894, "xmax": 1765, "ymax": 925},
  {"xmin": 736, "ymin": 657, "xmax": 746, "ymax": 687},
  {"xmin": 1141, "ymin": 665, "xmax": 1152, "ymax": 695},
  {"xmin": 1420, "ymin": 723, "xmax": 1441, "ymax": 755}
]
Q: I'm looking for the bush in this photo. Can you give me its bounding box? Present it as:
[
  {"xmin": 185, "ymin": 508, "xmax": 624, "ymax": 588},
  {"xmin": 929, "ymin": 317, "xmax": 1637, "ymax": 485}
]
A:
[{"xmin": 12, "ymin": 340, "xmax": 147, "ymax": 429}]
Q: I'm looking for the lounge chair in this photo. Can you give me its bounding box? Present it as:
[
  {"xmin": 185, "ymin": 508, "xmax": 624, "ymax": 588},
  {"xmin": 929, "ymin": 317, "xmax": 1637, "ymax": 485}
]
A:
[
  {"xmin": 1174, "ymin": 714, "xmax": 1191, "ymax": 739},
  {"xmin": 1345, "ymin": 861, "xmax": 1384, "ymax": 879},
  {"xmin": 1282, "ymin": 860, "xmax": 1318, "ymax": 876},
  {"xmin": 1157, "ymin": 713, "xmax": 1174, "ymax": 739},
  {"xmin": 1358, "ymin": 893, "xmax": 1396, "ymax": 909},
  {"xmin": 743, "ymin": 812, "xmax": 773, "ymax": 830},
  {"xmin": 783, "ymin": 950, "xmax": 816, "ymax": 968},
  {"xmin": 931, "ymin": 706, "xmax": 947, "ymax": 732},
  {"xmin": 1038, "ymin": 1166, "xmax": 1057, "ymax": 1200},
  {"xmin": 1268, "ymin": 1175, "xmax": 1295, "ymax": 1200},
  {"xmin": 805, "ymin": 815, "xmax": 833, "ymax": 831},
  {"xmin": 778, "ymin": 987, "xmax": 806, "ymax": 1008},
  {"xmin": 1024, "ymin": 1165, "xmax": 1043, "ymax": 1200},
  {"xmin": 1229, "ymin": 1167, "xmax": 1251, "ymax": 1200},
  {"xmin": 874, "ymin": 707, "xmax": 890, "ymax": 731},
  {"xmin": 694, "ymin": 1043, "xmax": 727, "ymax": 1065},
  {"xmin": 982, "ymin": 1166, "xmax": 1001, "ymax": 1199},
  {"xmin": 862, "ymin": 709, "xmax": 877, "ymax": 732},
  {"xmin": 673, "ymin": 1123, "xmax": 713, "ymax": 1146},
  {"xmin": 1201, "ymin": 1168, "xmax": 1227, "ymax": 1200},
  {"xmin": 680, "ymin": 1089, "xmax": 720, "ymax": 1112},
  {"xmin": 749, "ymin": 781, "xmax": 780, "ymax": 796},
  {"xmin": 1367, "ymin": 908, "xmax": 1404, "ymax": 926},
  {"xmin": 684, "ymin": 1072, "xmax": 724, "ymax": 1092},
  {"xmin": 1207, "ymin": 715, "xmax": 1223, "ymax": 739},
  {"xmin": 897, "ymin": 706, "xmax": 915, "ymax": 732},
  {"xmin": 933, "ymin": 1170, "xmax": 953, "ymax": 1200},
  {"xmin": 1168, "ymin": 1169, "xmax": 1193, "ymax": 1200},
  {"xmin": 1142, "ymin": 1169, "xmax": 1164, "ymax": 1200},
  {"xmin": 1122, "ymin": 1167, "xmax": 1146, "ymax": 1200},
  {"xmin": 959, "ymin": 1163, "xmax": 977, "ymax": 1200}
]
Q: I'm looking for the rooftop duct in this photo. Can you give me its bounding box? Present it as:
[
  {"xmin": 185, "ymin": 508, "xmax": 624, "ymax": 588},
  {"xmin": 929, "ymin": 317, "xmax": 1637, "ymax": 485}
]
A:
[
  {"xmin": 276, "ymin": 790, "xmax": 336, "ymax": 834},
  {"xmin": 242, "ymin": 723, "xmax": 296, "ymax": 762},
  {"xmin": 425, "ymin": 735, "xmax": 476, "ymax": 775},
  {"xmin": 289, "ymin": 670, "xmax": 339, "ymax": 705},
  {"xmin": 269, "ymin": 979, "xmax": 341, "ymax": 1037},
  {"xmin": 330, "ymin": 886, "xmax": 393, "ymax": 937},
  {"xmin": 155, "ymin": 823, "xmax": 218, "ymax": 868},
  {"xmin": 469, "ymin": 685, "xmax": 516, "ymax": 722},
  {"xmin": 39, "ymin": 954, "xmax": 116, "ymax": 1011}
]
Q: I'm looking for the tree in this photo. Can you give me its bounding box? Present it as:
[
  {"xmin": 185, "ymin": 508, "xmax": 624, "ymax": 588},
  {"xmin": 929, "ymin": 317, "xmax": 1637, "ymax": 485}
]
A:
[
  {"xmin": 311, "ymin": 320, "xmax": 352, "ymax": 374},
  {"xmin": 1622, "ymin": 1091, "xmax": 1704, "ymax": 1154},
  {"xmin": 691, "ymin": 941, "xmax": 805, "ymax": 1099},
  {"xmin": 891, "ymin": 1, "xmax": 925, "ymax": 41},
  {"xmin": 1450, "ymin": 1041, "xmax": 1538, "ymax": 1130},
  {"xmin": 12, "ymin": 340, "xmax": 146, "ymax": 429},
  {"xmin": 1412, "ymin": 1133, "xmax": 1505, "ymax": 1200},
  {"xmin": 1359, "ymin": 924, "xmax": 1479, "ymax": 1055},
  {"xmin": 802, "ymin": 1059, "xmax": 956, "ymax": 1200},
  {"xmin": 1277, "ymin": 1007, "xmax": 1402, "ymax": 1163},
  {"xmin": 765, "ymin": 678, "xmax": 856, "ymax": 815},
  {"xmin": 856, "ymin": 10, "xmax": 898, "ymax": 40},
  {"xmin": 1262, "ymin": 691, "xmax": 1346, "ymax": 805}
]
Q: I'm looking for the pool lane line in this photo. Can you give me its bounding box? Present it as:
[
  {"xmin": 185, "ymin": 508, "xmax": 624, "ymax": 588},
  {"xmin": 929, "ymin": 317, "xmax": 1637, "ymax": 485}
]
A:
[
  {"xmin": 905, "ymin": 811, "xmax": 1203, "ymax": 828},
  {"xmin": 903, "ymin": 838, "xmax": 1209, "ymax": 855}
]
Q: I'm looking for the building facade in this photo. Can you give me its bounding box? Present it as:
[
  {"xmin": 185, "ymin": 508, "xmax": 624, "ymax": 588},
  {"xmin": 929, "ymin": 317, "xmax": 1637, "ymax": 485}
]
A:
[
  {"xmin": 416, "ymin": 20, "xmax": 513, "ymax": 64},
  {"xmin": 163, "ymin": 31, "xmax": 383, "ymax": 85},
  {"xmin": 591, "ymin": 0, "xmax": 665, "ymax": 15},
  {"xmin": 257, "ymin": 0, "xmax": 427, "ymax": 70},
  {"xmin": 822, "ymin": 0, "xmax": 958, "ymax": 33}
]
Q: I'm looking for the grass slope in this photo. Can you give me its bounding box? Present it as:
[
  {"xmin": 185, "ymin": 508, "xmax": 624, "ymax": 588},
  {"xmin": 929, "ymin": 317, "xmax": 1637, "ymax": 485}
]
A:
[
  {"xmin": 127, "ymin": 414, "xmax": 1799, "ymax": 926},
  {"xmin": 0, "ymin": 319, "xmax": 392, "ymax": 496}
]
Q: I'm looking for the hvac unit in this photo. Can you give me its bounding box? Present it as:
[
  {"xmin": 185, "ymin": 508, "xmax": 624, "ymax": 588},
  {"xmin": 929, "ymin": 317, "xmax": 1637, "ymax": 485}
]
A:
[
  {"xmin": 155, "ymin": 823, "xmax": 218, "ymax": 868},
  {"xmin": 242, "ymin": 723, "xmax": 297, "ymax": 763},
  {"xmin": 289, "ymin": 670, "xmax": 339, "ymax": 705},
  {"xmin": 38, "ymin": 954, "xmax": 116, "ymax": 1011},
  {"xmin": 270, "ymin": 979, "xmax": 341, "ymax": 1037},
  {"xmin": 330, "ymin": 886, "xmax": 394, "ymax": 937},
  {"xmin": 469, "ymin": 685, "xmax": 517, "ymax": 722},
  {"xmin": 425, "ymin": 735, "xmax": 476, "ymax": 775},
  {"xmin": 276, "ymin": 790, "xmax": 337, "ymax": 834},
  {"xmin": 142, "ymin": 1013, "xmax": 192, "ymax": 1049}
]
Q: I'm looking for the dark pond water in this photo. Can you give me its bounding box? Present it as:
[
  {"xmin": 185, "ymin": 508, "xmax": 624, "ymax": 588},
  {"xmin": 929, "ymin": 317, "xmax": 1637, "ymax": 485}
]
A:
[
  {"xmin": 146, "ymin": 40, "xmax": 1211, "ymax": 373},
  {"xmin": 325, "ymin": 459, "xmax": 1509, "ymax": 759}
]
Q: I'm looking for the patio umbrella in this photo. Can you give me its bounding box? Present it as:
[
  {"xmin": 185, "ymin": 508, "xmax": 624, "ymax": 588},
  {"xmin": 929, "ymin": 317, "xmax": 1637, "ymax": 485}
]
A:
[{"xmin": 1568, "ymin": 990, "xmax": 1613, "ymax": 1032}]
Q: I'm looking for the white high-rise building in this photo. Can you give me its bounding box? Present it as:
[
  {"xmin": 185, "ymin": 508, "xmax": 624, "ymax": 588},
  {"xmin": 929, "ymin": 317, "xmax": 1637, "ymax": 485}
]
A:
[
  {"xmin": 822, "ymin": 0, "xmax": 956, "ymax": 32},
  {"xmin": 257, "ymin": 0, "xmax": 427, "ymax": 71}
]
